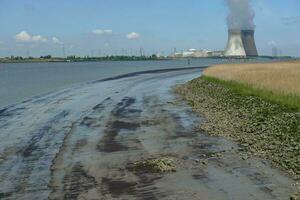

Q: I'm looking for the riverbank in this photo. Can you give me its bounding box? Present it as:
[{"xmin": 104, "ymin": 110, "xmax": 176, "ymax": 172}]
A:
[
  {"xmin": 204, "ymin": 61, "xmax": 300, "ymax": 110},
  {"xmin": 0, "ymin": 68, "xmax": 296, "ymax": 199},
  {"xmin": 175, "ymin": 62, "xmax": 300, "ymax": 181}
]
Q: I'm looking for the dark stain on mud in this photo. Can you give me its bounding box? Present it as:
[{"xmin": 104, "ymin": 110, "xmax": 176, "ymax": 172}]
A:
[
  {"xmin": 97, "ymin": 130, "xmax": 127, "ymax": 152},
  {"xmin": 0, "ymin": 106, "xmax": 26, "ymax": 119},
  {"xmin": 112, "ymin": 120, "xmax": 140, "ymax": 130},
  {"xmin": 63, "ymin": 163, "xmax": 97, "ymax": 199},
  {"xmin": 80, "ymin": 98, "xmax": 113, "ymax": 128},
  {"xmin": 72, "ymin": 138, "xmax": 88, "ymax": 154},
  {"xmin": 97, "ymin": 120, "xmax": 140, "ymax": 152},
  {"xmin": 112, "ymin": 97, "xmax": 137, "ymax": 118},
  {"xmin": 133, "ymin": 173, "xmax": 164, "ymax": 200},
  {"xmin": 97, "ymin": 97, "xmax": 142, "ymax": 153},
  {"xmin": 101, "ymin": 171, "xmax": 163, "ymax": 200},
  {"xmin": 80, "ymin": 116, "xmax": 97, "ymax": 127},
  {"xmin": 93, "ymin": 97, "xmax": 111, "ymax": 111},
  {"xmin": 247, "ymin": 172, "xmax": 275, "ymax": 196},
  {"xmin": 102, "ymin": 178, "xmax": 137, "ymax": 196},
  {"xmin": 0, "ymin": 108, "xmax": 8, "ymax": 115},
  {"xmin": 172, "ymin": 130, "xmax": 197, "ymax": 139},
  {"xmin": 0, "ymin": 192, "xmax": 13, "ymax": 199},
  {"xmin": 21, "ymin": 110, "xmax": 69, "ymax": 158}
]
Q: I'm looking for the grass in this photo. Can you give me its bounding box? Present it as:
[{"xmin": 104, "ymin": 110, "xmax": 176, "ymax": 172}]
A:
[
  {"xmin": 202, "ymin": 76, "xmax": 300, "ymax": 111},
  {"xmin": 203, "ymin": 61, "xmax": 300, "ymax": 110}
]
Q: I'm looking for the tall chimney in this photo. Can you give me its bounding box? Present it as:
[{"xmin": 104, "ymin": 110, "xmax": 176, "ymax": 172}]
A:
[{"xmin": 241, "ymin": 30, "xmax": 258, "ymax": 56}]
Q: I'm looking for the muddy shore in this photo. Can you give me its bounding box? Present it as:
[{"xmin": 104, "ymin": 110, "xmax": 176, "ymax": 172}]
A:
[
  {"xmin": 0, "ymin": 68, "xmax": 298, "ymax": 199},
  {"xmin": 175, "ymin": 76, "xmax": 300, "ymax": 193}
]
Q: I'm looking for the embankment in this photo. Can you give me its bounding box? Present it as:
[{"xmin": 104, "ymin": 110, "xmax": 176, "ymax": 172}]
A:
[{"xmin": 175, "ymin": 61, "xmax": 300, "ymax": 180}]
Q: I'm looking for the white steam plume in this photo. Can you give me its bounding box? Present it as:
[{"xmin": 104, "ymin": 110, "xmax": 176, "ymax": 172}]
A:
[{"xmin": 225, "ymin": 0, "xmax": 255, "ymax": 30}]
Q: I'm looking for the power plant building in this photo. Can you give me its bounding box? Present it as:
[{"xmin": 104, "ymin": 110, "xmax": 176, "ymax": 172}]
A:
[{"xmin": 225, "ymin": 29, "xmax": 258, "ymax": 57}]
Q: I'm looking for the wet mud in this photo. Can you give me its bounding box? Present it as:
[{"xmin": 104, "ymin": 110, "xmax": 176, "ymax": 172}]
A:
[{"xmin": 0, "ymin": 68, "xmax": 298, "ymax": 199}]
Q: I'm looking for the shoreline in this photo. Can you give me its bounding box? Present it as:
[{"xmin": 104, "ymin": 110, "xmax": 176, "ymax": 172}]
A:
[
  {"xmin": 0, "ymin": 56, "xmax": 295, "ymax": 64},
  {"xmin": 0, "ymin": 68, "xmax": 297, "ymax": 199},
  {"xmin": 175, "ymin": 72, "xmax": 299, "ymax": 181},
  {"xmin": 0, "ymin": 66, "xmax": 207, "ymax": 109}
]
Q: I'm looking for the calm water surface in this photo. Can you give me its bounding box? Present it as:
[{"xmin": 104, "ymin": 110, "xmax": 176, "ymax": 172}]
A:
[{"xmin": 0, "ymin": 58, "xmax": 274, "ymax": 108}]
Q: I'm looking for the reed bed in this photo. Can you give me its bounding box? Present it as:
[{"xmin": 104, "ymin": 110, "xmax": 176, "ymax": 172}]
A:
[{"xmin": 203, "ymin": 61, "xmax": 300, "ymax": 110}]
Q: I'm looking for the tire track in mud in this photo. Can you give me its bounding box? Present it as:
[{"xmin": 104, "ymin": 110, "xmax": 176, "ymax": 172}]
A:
[
  {"xmin": 0, "ymin": 110, "xmax": 72, "ymax": 199},
  {"xmin": 1, "ymin": 69, "xmax": 298, "ymax": 199},
  {"xmin": 48, "ymin": 94, "xmax": 183, "ymax": 199},
  {"xmin": 50, "ymin": 91, "xmax": 298, "ymax": 200},
  {"xmin": 95, "ymin": 96, "xmax": 168, "ymax": 200},
  {"xmin": 49, "ymin": 97, "xmax": 113, "ymax": 199}
]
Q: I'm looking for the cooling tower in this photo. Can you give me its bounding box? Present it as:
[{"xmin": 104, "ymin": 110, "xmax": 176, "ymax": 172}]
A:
[
  {"xmin": 224, "ymin": 30, "xmax": 246, "ymax": 57},
  {"xmin": 241, "ymin": 30, "xmax": 258, "ymax": 56},
  {"xmin": 224, "ymin": 29, "xmax": 258, "ymax": 57}
]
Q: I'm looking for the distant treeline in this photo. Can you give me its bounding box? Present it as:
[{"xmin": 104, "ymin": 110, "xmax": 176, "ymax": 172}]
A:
[
  {"xmin": 0, "ymin": 54, "xmax": 294, "ymax": 63},
  {"xmin": 0, "ymin": 54, "xmax": 168, "ymax": 63}
]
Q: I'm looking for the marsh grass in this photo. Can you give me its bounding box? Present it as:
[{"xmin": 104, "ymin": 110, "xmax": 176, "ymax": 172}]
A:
[
  {"xmin": 203, "ymin": 61, "xmax": 300, "ymax": 110},
  {"xmin": 202, "ymin": 76, "xmax": 300, "ymax": 111}
]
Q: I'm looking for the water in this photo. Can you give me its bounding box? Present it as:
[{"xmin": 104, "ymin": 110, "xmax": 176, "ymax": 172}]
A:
[{"xmin": 0, "ymin": 58, "xmax": 277, "ymax": 108}]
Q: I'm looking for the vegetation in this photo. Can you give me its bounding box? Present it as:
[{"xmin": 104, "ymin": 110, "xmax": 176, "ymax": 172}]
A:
[
  {"xmin": 0, "ymin": 54, "xmax": 166, "ymax": 63},
  {"xmin": 202, "ymin": 76, "xmax": 299, "ymax": 111},
  {"xmin": 203, "ymin": 61, "xmax": 300, "ymax": 110},
  {"xmin": 175, "ymin": 72, "xmax": 300, "ymax": 179},
  {"xmin": 131, "ymin": 157, "xmax": 176, "ymax": 173}
]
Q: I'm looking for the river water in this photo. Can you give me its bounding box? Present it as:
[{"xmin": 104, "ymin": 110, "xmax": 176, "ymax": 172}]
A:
[{"xmin": 0, "ymin": 58, "xmax": 276, "ymax": 108}]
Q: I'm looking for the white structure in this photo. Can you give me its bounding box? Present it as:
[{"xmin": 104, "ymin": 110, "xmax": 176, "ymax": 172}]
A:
[
  {"xmin": 180, "ymin": 49, "xmax": 211, "ymax": 58},
  {"xmin": 225, "ymin": 29, "xmax": 258, "ymax": 57},
  {"xmin": 172, "ymin": 49, "xmax": 224, "ymax": 58},
  {"xmin": 224, "ymin": 30, "xmax": 246, "ymax": 56}
]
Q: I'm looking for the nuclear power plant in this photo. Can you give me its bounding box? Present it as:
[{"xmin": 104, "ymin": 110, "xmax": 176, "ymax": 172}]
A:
[{"xmin": 224, "ymin": 29, "xmax": 258, "ymax": 57}]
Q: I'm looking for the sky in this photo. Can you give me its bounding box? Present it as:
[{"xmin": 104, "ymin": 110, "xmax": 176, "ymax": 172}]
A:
[{"xmin": 0, "ymin": 0, "xmax": 299, "ymax": 57}]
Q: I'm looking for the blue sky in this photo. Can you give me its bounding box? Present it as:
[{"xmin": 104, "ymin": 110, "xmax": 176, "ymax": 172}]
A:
[{"xmin": 0, "ymin": 0, "xmax": 299, "ymax": 57}]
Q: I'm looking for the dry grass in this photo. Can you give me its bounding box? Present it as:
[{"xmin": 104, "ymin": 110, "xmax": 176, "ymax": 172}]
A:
[{"xmin": 204, "ymin": 61, "xmax": 300, "ymax": 96}]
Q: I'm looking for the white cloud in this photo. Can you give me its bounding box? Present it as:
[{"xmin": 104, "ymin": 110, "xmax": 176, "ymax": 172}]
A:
[
  {"xmin": 31, "ymin": 35, "xmax": 47, "ymax": 42},
  {"xmin": 52, "ymin": 37, "xmax": 63, "ymax": 45},
  {"xmin": 104, "ymin": 43, "xmax": 110, "ymax": 47},
  {"xmin": 15, "ymin": 31, "xmax": 47, "ymax": 42},
  {"xmin": 92, "ymin": 29, "xmax": 113, "ymax": 35},
  {"xmin": 126, "ymin": 32, "xmax": 140, "ymax": 40},
  {"xmin": 15, "ymin": 31, "xmax": 31, "ymax": 42}
]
